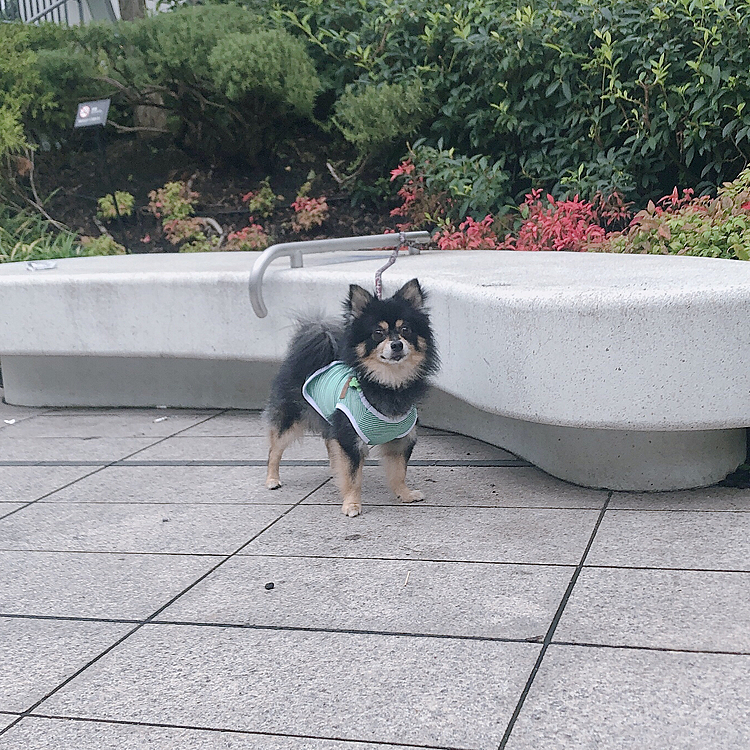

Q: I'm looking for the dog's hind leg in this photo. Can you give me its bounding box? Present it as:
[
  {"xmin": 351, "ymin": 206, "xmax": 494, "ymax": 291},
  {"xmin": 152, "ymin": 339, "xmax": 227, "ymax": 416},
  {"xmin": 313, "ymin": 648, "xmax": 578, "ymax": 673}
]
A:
[
  {"xmin": 381, "ymin": 429, "xmax": 424, "ymax": 503},
  {"xmin": 265, "ymin": 421, "xmax": 303, "ymax": 489}
]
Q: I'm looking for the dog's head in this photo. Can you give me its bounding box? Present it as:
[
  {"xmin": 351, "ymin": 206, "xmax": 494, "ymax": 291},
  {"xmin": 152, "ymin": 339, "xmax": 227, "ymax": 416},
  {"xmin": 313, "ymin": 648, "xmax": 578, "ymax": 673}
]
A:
[{"xmin": 344, "ymin": 279, "xmax": 438, "ymax": 388}]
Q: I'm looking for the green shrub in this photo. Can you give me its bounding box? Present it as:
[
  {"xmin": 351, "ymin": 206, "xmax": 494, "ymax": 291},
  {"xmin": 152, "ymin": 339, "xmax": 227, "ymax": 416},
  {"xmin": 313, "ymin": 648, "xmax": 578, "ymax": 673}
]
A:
[
  {"xmin": 279, "ymin": 0, "xmax": 750, "ymax": 202},
  {"xmin": 0, "ymin": 24, "xmax": 41, "ymax": 158},
  {"xmin": 97, "ymin": 191, "xmax": 135, "ymax": 221},
  {"xmin": 209, "ymin": 29, "xmax": 319, "ymax": 117},
  {"xmin": 390, "ymin": 141, "xmax": 510, "ymax": 225},
  {"xmin": 0, "ymin": 207, "xmax": 96, "ymax": 263},
  {"xmin": 68, "ymin": 6, "xmax": 320, "ymax": 160},
  {"xmin": 242, "ymin": 178, "xmax": 280, "ymax": 219},
  {"xmin": 333, "ymin": 80, "xmax": 432, "ymax": 160},
  {"xmin": 78, "ymin": 234, "xmax": 127, "ymax": 256}
]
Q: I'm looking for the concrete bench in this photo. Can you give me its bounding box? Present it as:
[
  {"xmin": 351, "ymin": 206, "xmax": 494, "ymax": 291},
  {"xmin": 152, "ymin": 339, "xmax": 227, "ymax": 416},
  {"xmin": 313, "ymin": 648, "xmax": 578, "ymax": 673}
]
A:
[{"xmin": 1, "ymin": 248, "xmax": 748, "ymax": 491}]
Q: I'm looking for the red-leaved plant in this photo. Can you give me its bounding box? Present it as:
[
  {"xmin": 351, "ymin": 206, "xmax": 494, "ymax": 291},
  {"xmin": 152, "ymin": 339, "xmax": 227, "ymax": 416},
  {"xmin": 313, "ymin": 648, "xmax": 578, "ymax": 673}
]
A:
[
  {"xmin": 291, "ymin": 195, "xmax": 329, "ymax": 232},
  {"xmin": 498, "ymin": 189, "xmax": 608, "ymax": 252},
  {"xmin": 225, "ymin": 222, "xmax": 271, "ymax": 251},
  {"xmin": 433, "ymin": 215, "xmax": 500, "ymax": 250}
]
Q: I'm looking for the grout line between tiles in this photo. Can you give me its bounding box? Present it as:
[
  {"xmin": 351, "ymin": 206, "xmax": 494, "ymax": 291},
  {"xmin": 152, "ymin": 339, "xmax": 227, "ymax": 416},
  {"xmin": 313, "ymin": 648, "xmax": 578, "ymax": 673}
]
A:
[
  {"xmin": 496, "ymin": 491, "xmax": 613, "ymax": 750},
  {"xmin": 550, "ymin": 640, "xmax": 750, "ymax": 657},
  {"xmin": 0, "ymin": 612, "xmax": 539, "ymax": 645},
  {"xmin": 1, "ymin": 713, "xmax": 475, "ymax": 750},
  {"xmin": 2, "ymin": 611, "xmax": 747, "ymax": 657},
  {"xmin": 0, "ymin": 459, "xmax": 530, "ymax": 467}
]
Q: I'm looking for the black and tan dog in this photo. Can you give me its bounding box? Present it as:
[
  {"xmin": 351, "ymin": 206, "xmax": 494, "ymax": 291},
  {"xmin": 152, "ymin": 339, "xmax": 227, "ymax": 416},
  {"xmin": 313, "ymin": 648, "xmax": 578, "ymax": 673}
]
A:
[{"xmin": 264, "ymin": 279, "xmax": 438, "ymax": 516}]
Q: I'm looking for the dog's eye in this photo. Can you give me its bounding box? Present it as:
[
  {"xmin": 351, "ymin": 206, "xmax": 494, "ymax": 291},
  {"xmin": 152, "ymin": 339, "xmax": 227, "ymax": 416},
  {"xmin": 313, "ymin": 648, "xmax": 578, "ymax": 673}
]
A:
[
  {"xmin": 398, "ymin": 324, "xmax": 412, "ymax": 337},
  {"xmin": 372, "ymin": 328, "xmax": 387, "ymax": 342}
]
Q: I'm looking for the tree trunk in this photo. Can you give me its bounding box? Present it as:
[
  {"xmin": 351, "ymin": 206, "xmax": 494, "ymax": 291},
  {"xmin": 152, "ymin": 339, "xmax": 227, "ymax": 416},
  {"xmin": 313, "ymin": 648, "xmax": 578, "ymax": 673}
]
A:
[{"xmin": 118, "ymin": 0, "xmax": 145, "ymax": 21}]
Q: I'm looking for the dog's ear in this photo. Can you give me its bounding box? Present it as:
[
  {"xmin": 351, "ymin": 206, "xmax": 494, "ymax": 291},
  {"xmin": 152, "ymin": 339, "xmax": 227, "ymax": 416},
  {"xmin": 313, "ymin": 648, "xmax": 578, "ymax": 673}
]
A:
[
  {"xmin": 348, "ymin": 284, "xmax": 374, "ymax": 317},
  {"xmin": 394, "ymin": 279, "xmax": 425, "ymax": 309}
]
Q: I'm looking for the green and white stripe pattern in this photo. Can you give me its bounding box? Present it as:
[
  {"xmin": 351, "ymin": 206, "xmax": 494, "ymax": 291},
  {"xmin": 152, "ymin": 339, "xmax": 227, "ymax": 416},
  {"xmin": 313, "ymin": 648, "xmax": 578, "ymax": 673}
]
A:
[{"xmin": 302, "ymin": 361, "xmax": 417, "ymax": 446}]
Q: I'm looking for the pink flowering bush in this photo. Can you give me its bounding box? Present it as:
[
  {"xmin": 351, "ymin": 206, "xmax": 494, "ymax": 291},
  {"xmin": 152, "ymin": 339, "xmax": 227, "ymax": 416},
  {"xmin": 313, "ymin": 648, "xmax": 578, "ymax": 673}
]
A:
[
  {"xmin": 225, "ymin": 222, "xmax": 271, "ymax": 251},
  {"xmin": 291, "ymin": 195, "xmax": 329, "ymax": 232},
  {"xmin": 499, "ymin": 189, "xmax": 607, "ymax": 252},
  {"xmin": 433, "ymin": 215, "xmax": 500, "ymax": 250}
]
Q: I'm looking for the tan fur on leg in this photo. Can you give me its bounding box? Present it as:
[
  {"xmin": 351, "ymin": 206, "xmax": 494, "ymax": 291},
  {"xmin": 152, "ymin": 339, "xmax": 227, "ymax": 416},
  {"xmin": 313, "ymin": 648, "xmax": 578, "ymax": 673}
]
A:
[
  {"xmin": 265, "ymin": 423, "xmax": 303, "ymax": 489},
  {"xmin": 381, "ymin": 434, "xmax": 424, "ymax": 503},
  {"xmin": 328, "ymin": 440, "xmax": 363, "ymax": 517}
]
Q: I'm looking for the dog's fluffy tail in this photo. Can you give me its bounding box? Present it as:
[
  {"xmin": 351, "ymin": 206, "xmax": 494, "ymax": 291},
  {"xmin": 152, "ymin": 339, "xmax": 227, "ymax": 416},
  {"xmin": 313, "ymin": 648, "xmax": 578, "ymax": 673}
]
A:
[
  {"xmin": 267, "ymin": 318, "xmax": 343, "ymax": 409},
  {"xmin": 285, "ymin": 318, "xmax": 342, "ymax": 374}
]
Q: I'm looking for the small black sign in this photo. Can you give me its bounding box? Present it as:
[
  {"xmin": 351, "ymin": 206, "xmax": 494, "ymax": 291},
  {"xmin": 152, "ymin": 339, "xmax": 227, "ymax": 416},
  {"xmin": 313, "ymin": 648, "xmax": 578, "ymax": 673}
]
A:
[{"xmin": 74, "ymin": 99, "xmax": 111, "ymax": 128}]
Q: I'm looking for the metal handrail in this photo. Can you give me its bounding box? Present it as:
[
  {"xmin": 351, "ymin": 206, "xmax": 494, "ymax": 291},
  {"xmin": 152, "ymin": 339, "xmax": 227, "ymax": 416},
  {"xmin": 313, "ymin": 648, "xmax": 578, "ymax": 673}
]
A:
[{"xmin": 248, "ymin": 232, "xmax": 431, "ymax": 318}]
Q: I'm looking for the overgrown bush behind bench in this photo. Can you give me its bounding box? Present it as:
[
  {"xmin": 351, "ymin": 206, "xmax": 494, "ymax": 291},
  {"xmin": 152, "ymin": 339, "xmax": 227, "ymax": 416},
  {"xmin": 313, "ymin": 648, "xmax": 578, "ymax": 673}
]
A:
[{"xmin": 276, "ymin": 0, "xmax": 750, "ymax": 202}]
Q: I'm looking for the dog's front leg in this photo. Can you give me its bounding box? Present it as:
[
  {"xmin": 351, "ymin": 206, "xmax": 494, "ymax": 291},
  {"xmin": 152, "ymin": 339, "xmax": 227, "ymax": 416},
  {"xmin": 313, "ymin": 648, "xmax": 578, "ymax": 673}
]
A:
[
  {"xmin": 381, "ymin": 429, "xmax": 424, "ymax": 503},
  {"xmin": 327, "ymin": 438, "xmax": 365, "ymax": 517}
]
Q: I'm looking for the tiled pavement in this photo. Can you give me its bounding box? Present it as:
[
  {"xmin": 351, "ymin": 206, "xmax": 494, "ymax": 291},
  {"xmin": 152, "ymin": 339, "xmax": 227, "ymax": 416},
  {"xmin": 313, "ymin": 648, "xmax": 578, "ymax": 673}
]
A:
[{"xmin": 1, "ymin": 396, "xmax": 749, "ymax": 749}]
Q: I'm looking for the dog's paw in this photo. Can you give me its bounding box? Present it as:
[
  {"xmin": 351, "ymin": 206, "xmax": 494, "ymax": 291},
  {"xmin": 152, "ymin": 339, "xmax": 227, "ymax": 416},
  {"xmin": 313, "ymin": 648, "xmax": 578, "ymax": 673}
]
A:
[
  {"xmin": 398, "ymin": 489, "xmax": 425, "ymax": 504},
  {"xmin": 265, "ymin": 478, "xmax": 282, "ymax": 490},
  {"xmin": 341, "ymin": 500, "xmax": 361, "ymax": 517}
]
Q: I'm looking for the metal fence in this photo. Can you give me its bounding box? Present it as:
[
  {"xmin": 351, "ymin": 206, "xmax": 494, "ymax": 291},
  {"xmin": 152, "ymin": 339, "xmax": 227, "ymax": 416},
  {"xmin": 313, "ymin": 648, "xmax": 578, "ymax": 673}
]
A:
[{"xmin": 0, "ymin": 0, "xmax": 117, "ymax": 25}]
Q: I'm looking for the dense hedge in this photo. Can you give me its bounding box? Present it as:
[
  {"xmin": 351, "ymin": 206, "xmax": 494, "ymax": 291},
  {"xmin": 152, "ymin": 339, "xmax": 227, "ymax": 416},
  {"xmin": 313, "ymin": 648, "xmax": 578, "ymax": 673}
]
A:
[
  {"xmin": 1, "ymin": 6, "xmax": 320, "ymax": 162},
  {"xmin": 4, "ymin": 0, "xmax": 750, "ymax": 213},
  {"xmin": 273, "ymin": 0, "xmax": 750, "ymax": 204}
]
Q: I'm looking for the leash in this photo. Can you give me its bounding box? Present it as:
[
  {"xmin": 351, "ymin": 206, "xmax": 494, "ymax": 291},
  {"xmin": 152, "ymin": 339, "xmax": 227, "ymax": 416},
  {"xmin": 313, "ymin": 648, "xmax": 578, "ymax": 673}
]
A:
[{"xmin": 374, "ymin": 231, "xmax": 408, "ymax": 299}]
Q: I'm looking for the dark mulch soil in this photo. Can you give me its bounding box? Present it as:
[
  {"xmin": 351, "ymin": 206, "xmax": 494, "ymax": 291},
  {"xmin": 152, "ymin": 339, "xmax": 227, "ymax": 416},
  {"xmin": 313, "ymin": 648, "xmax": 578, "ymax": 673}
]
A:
[{"xmin": 33, "ymin": 132, "xmax": 398, "ymax": 253}]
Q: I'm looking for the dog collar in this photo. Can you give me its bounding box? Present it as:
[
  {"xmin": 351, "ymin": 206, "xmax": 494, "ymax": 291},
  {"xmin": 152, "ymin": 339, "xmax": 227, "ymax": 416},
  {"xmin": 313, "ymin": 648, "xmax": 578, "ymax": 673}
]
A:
[{"xmin": 302, "ymin": 361, "xmax": 417, "ymax": 445}]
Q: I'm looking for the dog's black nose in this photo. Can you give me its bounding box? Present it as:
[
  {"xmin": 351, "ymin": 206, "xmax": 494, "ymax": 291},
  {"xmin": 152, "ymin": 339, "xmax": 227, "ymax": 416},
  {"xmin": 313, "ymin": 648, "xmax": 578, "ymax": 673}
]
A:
[{"xmin": 391, "ymin": 340, "xmax": 404, "ymax": 352}]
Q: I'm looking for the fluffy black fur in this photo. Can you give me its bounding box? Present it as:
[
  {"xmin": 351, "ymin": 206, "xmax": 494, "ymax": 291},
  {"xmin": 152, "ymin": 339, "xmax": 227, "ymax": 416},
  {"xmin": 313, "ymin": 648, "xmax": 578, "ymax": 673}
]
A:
[{"xmin": 264, "ymin": 278, "xmax": 438, "ymax": 516}]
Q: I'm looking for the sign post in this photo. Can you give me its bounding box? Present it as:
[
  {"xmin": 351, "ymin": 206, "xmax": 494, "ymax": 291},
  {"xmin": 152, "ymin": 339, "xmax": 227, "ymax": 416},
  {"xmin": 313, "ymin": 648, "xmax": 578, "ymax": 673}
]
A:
[{"xmin": 74, "ymin": 98, "xmax": 127, "ymax": 245}]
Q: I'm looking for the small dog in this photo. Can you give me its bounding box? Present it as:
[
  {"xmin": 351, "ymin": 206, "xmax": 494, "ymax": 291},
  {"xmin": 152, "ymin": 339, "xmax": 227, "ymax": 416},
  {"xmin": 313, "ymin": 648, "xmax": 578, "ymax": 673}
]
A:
[{"xmin": 264, "ymin": 278, "xmax": 438, "ymax": 517}]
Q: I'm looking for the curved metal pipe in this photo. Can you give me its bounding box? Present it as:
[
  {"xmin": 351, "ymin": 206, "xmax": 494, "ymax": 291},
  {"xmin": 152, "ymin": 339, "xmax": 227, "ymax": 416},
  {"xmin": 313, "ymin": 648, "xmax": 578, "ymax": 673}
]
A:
[{"xmin": 248, "ymin": 232, "xmax": 431, "ymax": 317}]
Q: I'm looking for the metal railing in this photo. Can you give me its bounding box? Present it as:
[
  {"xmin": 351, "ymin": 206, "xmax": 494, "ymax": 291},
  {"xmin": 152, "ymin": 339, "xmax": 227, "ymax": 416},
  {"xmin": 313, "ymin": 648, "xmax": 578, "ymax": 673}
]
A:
[
  {"xmin": 248, "ymin": 232, "xmax": 431, "ymax": 318},
  {"xmin": 0, "ymin": 0, "xmax": 115, "ymax": 24}
]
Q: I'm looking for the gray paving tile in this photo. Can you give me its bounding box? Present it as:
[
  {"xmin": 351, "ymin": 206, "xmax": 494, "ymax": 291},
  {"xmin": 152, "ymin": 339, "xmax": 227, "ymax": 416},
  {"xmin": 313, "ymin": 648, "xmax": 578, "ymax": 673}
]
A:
[
  {"xmin": 181, "ymin": 411, "xmax": 266, "ymax": 437},
  {"xmin": 0, "ymin": 618, "xmax": 131, "ymax": 713},
  {"xmin": 43, "ymin": 624, "xmax": 539, "ymax": 749},
  {"xmin": 161, "ymin": 555, "xmax": 571, "ymax": 639},
  {"xmin": 242, "ymin": 505, "xmax": 599, "ymax": 565},
  {"xmin": 610, "ymin": 487, "xmax": 750, "ymax": 511},
  {"xmin": 0, "ymin": 714, "xmax": 15, "ymax": 732},
  {"xmin": 555, "ymin": 567, "xmax": 750, "ymax": 652},
  {"xmin": 44, "ymin": 466, "xmax": 331, "ymax": 505},
  {"xmin": 409, "ymin": 434, "xmax": 516, "ymax": 461},
  {"xmin": 0, "ymin": 466, "xmax": 96, "ymax": 503},
  {"xmin": 0, "ymin": 506, "xmax": 26, "ymax": 519},
  {"xmin": 303, "ymin": 466, "xmax": 606, "ymax": 508},
  {"xmin": 128, "ymin": 436, "xmax": 329, "ymax": 462},
  {"xmin": 0, "ymin": 503, "xmax": 292, "ymax": 555},
  {"xmin": 0, "ymin": 717, "xmax": 431, "ymax": 750},
  {"xmin": 0, "ymin": 551, "xmax": 221, "ymax": 619},
  {"xmin": 0, "ymin": 398, "xmax": 50, "ymax": 421},
  {"xmin": 505, "ymin": 645, "xmax": 750, "ymax": 750},
  {"xmin": 129, "ymin": 433, "xmax": 515, "ymax": 464},
  {"xmin": 0, "ymin": 437, "xmax": 159, "ymax": 462},
  {"xmin": 0, "ymin": 413, "xmax": 212, "ymax": 439},
  {"xmin": 587, "ymin": 510, "xmax": 750, "ymax": 570}
]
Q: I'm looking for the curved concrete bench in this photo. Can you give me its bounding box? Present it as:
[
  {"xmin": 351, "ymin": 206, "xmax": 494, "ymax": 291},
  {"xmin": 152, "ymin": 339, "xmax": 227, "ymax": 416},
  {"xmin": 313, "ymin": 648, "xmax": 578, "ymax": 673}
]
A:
[{"xmin": 1, "ymin": 249, "xmax": 748, "ymax": 491}]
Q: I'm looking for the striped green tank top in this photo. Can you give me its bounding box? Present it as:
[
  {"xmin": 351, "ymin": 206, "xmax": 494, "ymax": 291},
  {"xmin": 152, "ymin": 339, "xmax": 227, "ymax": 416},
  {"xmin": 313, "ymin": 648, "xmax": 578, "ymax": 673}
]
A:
[{"xmin": 302, "ymin": 361, "xmax": 417, "ymax": 446}]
